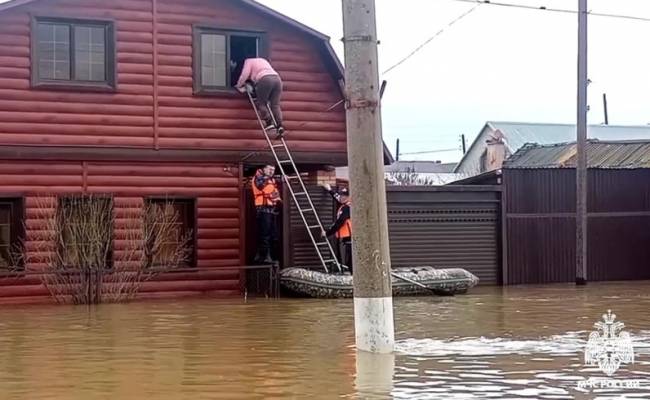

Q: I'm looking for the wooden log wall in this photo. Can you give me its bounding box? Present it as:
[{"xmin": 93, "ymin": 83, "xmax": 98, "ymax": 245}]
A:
[
  {"xmin": 0, "ymin": 0, "xmax": 347, "ymax": 153},
  {"xmin": 0, "ymin": 160, "xmax": 242, "ymax": 300}
]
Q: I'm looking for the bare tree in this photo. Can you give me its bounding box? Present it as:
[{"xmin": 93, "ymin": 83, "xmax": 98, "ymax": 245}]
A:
[
  {"xmin": 26, "ymin": 195, "xmax": 191, "ymax": 304},
  {"xmin": 385, "ymin": 171, "xmax": 439, "ymax": 186}
]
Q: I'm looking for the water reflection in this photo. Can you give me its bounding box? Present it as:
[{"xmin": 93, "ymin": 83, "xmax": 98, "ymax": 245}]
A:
[{"xmin": 0, "ymin": 282, "xmax": 648, "ymax": 399}]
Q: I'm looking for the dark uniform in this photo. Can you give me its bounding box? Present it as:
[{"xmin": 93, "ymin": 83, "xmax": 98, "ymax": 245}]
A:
[
  {"xmin": 251, "ymin": 168, "xmax": 281, "ymax": 264},
  {"xmin": 325, "ymin": 187, "xmax": 352, "ymax": 273}
]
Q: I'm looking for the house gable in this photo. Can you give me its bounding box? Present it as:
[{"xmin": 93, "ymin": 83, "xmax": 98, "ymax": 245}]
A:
[{"xmin": 0, "ymin": 0, "xmax": 353, "ymax": 164}]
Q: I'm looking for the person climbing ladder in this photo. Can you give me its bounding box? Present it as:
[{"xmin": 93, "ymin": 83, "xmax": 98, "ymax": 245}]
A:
[{"xmin": 235, "ymin": 57, "xmax": 285, "ymax": 139}]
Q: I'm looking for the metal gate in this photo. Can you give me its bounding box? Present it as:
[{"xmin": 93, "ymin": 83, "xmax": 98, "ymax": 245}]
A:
[
  {"xmin": 285, "ymin": 184, "xmax": 502, "ymax": 285},
  {"xmin": 386, "ymin": 186, "xmax": 502, "ymax": 285}
]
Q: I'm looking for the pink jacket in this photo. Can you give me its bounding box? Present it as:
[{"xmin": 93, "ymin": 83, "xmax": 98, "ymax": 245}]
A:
[{"xmin": 236, "ymin": 58, "xmax": 279, "ymax": 87}]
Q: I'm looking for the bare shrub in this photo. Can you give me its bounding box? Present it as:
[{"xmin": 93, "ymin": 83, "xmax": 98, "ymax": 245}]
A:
[
  {"xmin": 385, "ymin": 171, "xmax": 438, "ymax": 186},
  {"xmin": 27, "ymin": 195, "xmax": 191, "ymax": 304}
]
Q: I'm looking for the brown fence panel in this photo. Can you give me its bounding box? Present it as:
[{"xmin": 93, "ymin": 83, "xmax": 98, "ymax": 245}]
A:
[{"xmin": 505, "ymin": 168, "xmax": 650, "ymax": 284}]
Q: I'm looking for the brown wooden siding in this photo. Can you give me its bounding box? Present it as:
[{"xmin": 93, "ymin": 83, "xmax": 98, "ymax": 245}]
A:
[
  {"xmin": 0, "ymin": 160, "xmax": 241, "ymax": 299},
  {"xmin": 504, "ymin": 168, "xmax": 650, "ymax": 284},
  {"xmin": 0, "ymin": 0, "xmax": 346, "ymax": 154}
]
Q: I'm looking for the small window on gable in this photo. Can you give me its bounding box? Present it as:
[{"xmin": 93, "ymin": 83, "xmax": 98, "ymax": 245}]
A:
[
  {"xmin": 193, "ymin": 27, "xmax": 265, "ymax": 94},
  {"xmin": 0, "ymin": 198, "xmax": 24, "ymax": 271},
  {"xmin": 32, "ymin": 17, "xmax": 116, "ymax": 90}
]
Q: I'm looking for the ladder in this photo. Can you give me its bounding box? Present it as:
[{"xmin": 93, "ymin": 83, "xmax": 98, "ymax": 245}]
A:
[{"xmin": 245, "ymin": 86, "xmax": 342, "ymax": 274}]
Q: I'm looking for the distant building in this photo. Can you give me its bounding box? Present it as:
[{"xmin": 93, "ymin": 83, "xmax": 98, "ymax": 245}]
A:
[
  {"xmin": 455, "ymin": 121, "xmax": 650, "ymax": 176},
  {"xmin": 337, "ymin": 160, "xmax": 471, "ymax": 186},
  {"xmin": 385, "ymin": 160, "xmax": 456, "ymax": 173}
]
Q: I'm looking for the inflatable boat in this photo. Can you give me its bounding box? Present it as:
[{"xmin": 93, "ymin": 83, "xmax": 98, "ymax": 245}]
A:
[{"xmin": 280, "ymin": 266, "xmax": 479, "ymax": 298}]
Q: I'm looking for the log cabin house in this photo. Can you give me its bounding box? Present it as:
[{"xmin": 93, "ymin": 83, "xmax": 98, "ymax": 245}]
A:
[{"xmin": 0, "ymin": 0, "xmax": 389, "ymax": 302}]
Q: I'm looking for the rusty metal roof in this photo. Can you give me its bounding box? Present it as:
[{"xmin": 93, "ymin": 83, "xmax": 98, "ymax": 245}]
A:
[{"xmin": 504, "ymin": 140, "xmax": 650, "ymax": 169}]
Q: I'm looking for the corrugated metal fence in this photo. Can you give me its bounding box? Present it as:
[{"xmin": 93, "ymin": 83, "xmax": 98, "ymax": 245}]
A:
[
  {"xmin": 387, "ymin": 186, "xmax": 502, "ymax": 285},
  {"xmin": 288, "ymin": 184, "xmax": 503, "ymax": 285},
  {"xmin": 504, "ymin": 168, "xmax": 650, "ymax": 284}
]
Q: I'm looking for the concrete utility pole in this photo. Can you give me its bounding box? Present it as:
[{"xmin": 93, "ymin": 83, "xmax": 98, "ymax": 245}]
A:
[
  {"xmin": 576, "ymin": 0, "xmax": 588, "ymax": 285},
  {"xmin": 342, "ymin": 0, "xmax": 395, "ymax": 354}
]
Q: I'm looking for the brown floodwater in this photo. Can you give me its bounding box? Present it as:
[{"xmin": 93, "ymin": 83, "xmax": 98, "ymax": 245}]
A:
[{"xmin": 0, "ymin": 282, "xmax": 649, "ymax": 399}]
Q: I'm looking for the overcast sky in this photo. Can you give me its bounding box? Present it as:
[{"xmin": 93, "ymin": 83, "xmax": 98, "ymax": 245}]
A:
[
  {"xmin": 256, "ymin": 0, "xmax": 650, "ymax": 162},
  {"xmin": 4, "ymin": 0, "xmax": 650, "ymax": 162}
]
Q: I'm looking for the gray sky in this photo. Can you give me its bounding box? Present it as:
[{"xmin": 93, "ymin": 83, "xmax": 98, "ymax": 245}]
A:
[
  {"xmin": 5, "ymin": 0, "xmax": 650, "ymax": 162},
  {"xmin": 257, "ymin": 0, "xmax": 650, "ymax": 162}
]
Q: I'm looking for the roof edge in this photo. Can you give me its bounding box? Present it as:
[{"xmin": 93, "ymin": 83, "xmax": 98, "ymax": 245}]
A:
[
  {"xmin": 488, "ymin": 120, "xmax": 650, "ymax": 129},
  {"xmin": 0, "ymin": 0, "xmax": 37, "ymax": 11},
  {"xmin": 453, "ymin": 122, "xmax": 492, "ymax": 172}
]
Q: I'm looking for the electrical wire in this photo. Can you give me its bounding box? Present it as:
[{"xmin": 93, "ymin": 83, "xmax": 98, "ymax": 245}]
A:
[
  {"xmin": 449, "ymin": 0, "xmax": 650, "ymax": 23},
  {"xmin": 382, "ymin": 3, "xmax": 482, "ymax": 75},
  {"xmin": 380, "ymin": 0, "xmax": 650, "ymax": 77},
  {"xmin": 399, "ymin": 148, "xmax": 461, "ymax": 156}
]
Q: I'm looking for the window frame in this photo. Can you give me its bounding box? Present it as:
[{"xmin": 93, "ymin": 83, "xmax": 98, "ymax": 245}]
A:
[
  {"xmin": 31, "ymin": 16, "xmax": 117, "ymax": 91},
  {"xmin": 0, "ymin": 197, "xmax": 25, "ymax": 272},
  {"xmin": 192, "ymin": 25, "xmax": 268, "ymax": 95},
  {"xmin": 145, "ymin": 197, "xmax": 197, "ymax": 270},
  {"xmin": 57, "ymin": 195, "xmax": 114, "ymax": 270}
]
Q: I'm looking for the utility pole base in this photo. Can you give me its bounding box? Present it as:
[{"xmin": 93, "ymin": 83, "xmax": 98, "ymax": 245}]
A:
[
  {"xmin": 354, "ymin": 297, "xmax": 395, "ymax": 354},
  {"xmin": 575, "ymin": 277, "xmax": 588, "ymax": 286}
]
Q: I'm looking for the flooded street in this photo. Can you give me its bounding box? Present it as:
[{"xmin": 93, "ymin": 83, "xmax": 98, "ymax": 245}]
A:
[{"xmin": 0, "ymin": 282, "xmax": 649, "ymax": 399}]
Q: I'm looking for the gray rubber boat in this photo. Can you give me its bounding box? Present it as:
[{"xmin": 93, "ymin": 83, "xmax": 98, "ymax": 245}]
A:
[{"xmin": 280, "ymin": 266, "xmax": 479, "ymax": 298}]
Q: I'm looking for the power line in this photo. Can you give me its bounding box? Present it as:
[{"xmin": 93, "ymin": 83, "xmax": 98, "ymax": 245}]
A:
[
  {"xmin": 449, "ymin": 0, "xmax": 650, "ymax": 22},
  {"xmin": 382, "ymin": 3, "xmax": 481, "ymax": 75},
  {"xmin": 399, "ymin": 148, "xmax": 461, "ymax": 156}
]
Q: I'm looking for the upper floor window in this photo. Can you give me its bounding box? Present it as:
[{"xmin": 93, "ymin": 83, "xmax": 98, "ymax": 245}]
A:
[
  {"xmin": 32, "ymin": 17, "xmax": 116, "ymax": 90},
  {"xmin": 193, "ymin": 27, "xmax": 266, "ymax": 94}
]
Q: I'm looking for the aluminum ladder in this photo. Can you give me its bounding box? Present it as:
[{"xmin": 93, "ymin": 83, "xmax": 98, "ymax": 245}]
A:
[{"xmin": 245, "ymin": 86, "xmax": 342, "ymax": 273}]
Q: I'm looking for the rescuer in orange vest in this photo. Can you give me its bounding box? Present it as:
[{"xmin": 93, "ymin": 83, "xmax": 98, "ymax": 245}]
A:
[
  {"xmin": 322, "ymin": 184, "xmax": 353, "ymax": 273},
  {"xmin": 252, "ymin": 165, "xmax": 281, "ymax": 264}
]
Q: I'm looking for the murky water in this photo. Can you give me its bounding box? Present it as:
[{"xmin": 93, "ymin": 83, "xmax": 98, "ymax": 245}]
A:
[{"xmin": 0, "ymin": 282, "xmax": 649, "ymax": 399}]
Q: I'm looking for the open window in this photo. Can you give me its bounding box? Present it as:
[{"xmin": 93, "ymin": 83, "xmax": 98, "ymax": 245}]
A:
[{"xmin": 193, "ymin": 27, "xmax": 266, "ymax": 94}]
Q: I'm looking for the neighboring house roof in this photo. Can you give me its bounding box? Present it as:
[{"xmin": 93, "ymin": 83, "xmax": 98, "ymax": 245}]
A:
[
  {"xmin": 455, "ymin": 121, "xmax": 650, "ymax": 173},
  {"xmin": 504, "ymin": 139, "xmax": 650, "ymax": 169},
  {"xmin": 385, "ymin": 172, "xmax": 471, "ymax": 186},
  {"xmin": 385, "ymin": 160, "xmax": 456, "ymax": 173}
]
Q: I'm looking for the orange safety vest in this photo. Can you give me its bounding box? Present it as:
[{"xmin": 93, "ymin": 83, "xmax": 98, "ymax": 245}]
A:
[
  {"xmin": 336, "ymin": 202, "xmax": 352, "ymax": 239},
  {"xmin": 252, "ymin": 173, "xmax": 281, "ymax": 207}
]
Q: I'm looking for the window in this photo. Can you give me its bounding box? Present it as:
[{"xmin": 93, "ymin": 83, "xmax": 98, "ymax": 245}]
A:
[
  {"xmin": 59, "ymin": 196, "xmax": 113, "ymax": 269},
  {"xmin": 145, "ymin": 199, "xmax": 195, "ymax": 269},
  {"xmin": 32, "ymin": 17, "xmax": 115, "ymax": 89},
  {"xmin": 193, "ymin": 27, "xmax": 266, "ymax": 93},
  {"xmin": 0, "ymin": 199, "xmax": 24, "ymax": 271}
]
